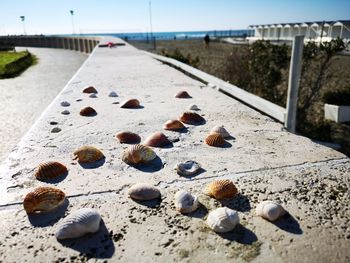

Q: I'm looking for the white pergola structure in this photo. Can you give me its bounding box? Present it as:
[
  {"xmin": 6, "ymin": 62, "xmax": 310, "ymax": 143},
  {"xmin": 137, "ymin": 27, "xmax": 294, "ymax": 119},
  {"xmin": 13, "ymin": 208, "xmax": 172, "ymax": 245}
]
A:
[{"xmin": 248, "ymin": 20, "xmax": 350, "ymax": 43}]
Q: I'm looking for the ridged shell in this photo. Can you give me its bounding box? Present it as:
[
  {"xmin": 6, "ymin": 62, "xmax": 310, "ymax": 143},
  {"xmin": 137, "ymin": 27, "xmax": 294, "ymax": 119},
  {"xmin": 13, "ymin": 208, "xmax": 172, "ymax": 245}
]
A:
[
  {"xmin": 175, "ymin": 161, "xmax": 201, "ymax": 176},
  {"xmin": 55, "ymin": 208, "xmax": 101, "ymax": 240},
  {"xmin": 127, "ymin": 183, "xmax": 161, "ymax": 200},
  {"xmin": 163, "ymin": 120, "xmax": 185, "ymax": 131},
  {"xmin": 210, "ymin": 125, "xmax": 230, "ymax": 138},
  {"xmin": 205, "ymin": 133, "xmax": 226, "ymax": 147},
  {"xmin": 23, "ymin": 187, "xmax": 66, "ymax": 213},
  {"xmin": 80, "ymin": 106, "xmax": 97, "ymax": 116},
  {"xmin": 73, "ymin": 146, "xmax": 104, "ymax": 163},
  {"xmin": 122, "ymin": 144, "xmax": 156, "ymax": 165},
  {"xmin": 175, "ymin": 91, "xmax": 192, "ymax": 98},
  {"xmin": 144, "ymin": 132, "xmax": 171, "ymax": 147},
  {"xmin": 60, "ymin": 101, "xmax": 70, "ymax": 107},
  {"xmin": 120, "ymin": 99, "xmax": 140, "ymax": 108},
  {"xmin": 82, "ymin": 86, "xmax": 98, "ymax": 93},
  {"xmin": 116, "ymin": 131, "xmax": 141, "ymax": 144},
  {"xmin": 179, "ymin": 111, "xmax": 205, "ymax": 124},
  {"xmin": 109, "ymin": 91, "xmax": 118, "ymax": 97},
  {"xmin": 34, "ymin": 161, "xmax": 68, "ymax": 181},
  {"xmin": 204, "ymin": 179, "xmax": 238, "ymax": 200},
  {"xmin": 256, "ymin": 201, "xmax": 286, "ymax": 221},
  {"xmin": 174, "ymin": 190, "xmax": 199, "ymax": 214},
  {"xmin": 206, "ymin": 207, "xmax": 240, "ymax": 233},
  {"xmin": 188, "ymin": 104, "xmax": 200, "ymax": 111}
]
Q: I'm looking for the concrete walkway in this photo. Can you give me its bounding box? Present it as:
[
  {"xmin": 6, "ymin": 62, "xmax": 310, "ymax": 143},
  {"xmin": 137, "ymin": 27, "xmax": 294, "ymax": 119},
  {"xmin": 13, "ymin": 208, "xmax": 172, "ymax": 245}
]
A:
[
  {"xmin": 0, "ymin": 47, "xmax": 87, "ymax": 162},
  {"xmin": 0, "ymin": 38, "xmax": 349, "ymax": 263}
]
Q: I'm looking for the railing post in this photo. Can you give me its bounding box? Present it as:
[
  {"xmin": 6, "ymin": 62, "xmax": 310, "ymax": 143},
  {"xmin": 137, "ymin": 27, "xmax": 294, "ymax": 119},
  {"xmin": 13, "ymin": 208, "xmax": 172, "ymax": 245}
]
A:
[{"xmin": 284, "ymin": 35, "xmax": 304, "ymax": 133}]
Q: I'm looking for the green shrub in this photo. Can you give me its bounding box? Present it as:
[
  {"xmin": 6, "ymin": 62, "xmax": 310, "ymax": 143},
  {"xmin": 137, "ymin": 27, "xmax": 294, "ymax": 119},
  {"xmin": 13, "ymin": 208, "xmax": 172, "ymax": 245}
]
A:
[
  {"xmin": 0, "ymin": 51, "xmax": 35, "ymax": 78},
  {"xmin": 323, "ymin": 88, "xmax": 350, "ymax": 105}
]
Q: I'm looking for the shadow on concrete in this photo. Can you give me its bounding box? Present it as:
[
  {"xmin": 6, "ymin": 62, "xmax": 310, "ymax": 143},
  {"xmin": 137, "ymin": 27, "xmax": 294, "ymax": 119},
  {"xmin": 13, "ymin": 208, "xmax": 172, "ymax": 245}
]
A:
[
  {"xmin": 225, "ymin": 135, "xmax": 236, "ymax": 141},
  {"xmin": 130, "ymin": 156, "xmax": 163, "ymax": 173},
  {"xmin": 185, "ymin": 202, "xmax": 208, "ymax": 219},
  {"xmin": 219, "ymin": 194, "xmax": 251, "ymax": 212},
  {"xmin": 58, "ymin": 220, "xmax": 115, "ymax": 259},
  {"xmin": 79, "ymin": 158, "xmax": 106, "ymax": 169},
  {"xmin": 186, "ymin": 119, "xmax": 206, "ymax": 126},
  {"xmin": 132, "ymin": 197, "xmax": 162, "ymax": 208},
  {"xmin": 120, "ymin": 105, "xmax": 144, "ymax": 109},
  {"xmin": 272, "ymin": 212, "xmax": 303, "ymax": 235},
  {"xmin": 221, "ymin": 141, "xmax": 233, "ymax": 148},
  {"xmin": 28, "ymin": 199, "xmax": 69, "ymax": 227},
  {"xmin": 218, "ymin": 224, "xmax": 257, "ymax": 245}
]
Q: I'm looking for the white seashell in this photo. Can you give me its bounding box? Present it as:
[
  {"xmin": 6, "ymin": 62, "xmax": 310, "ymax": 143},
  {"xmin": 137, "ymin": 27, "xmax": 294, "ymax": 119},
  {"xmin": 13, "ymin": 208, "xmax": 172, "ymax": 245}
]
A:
[
  {"xmin": 60, "ymin": 101, "xmax": 70, "ymax": 107},
  {"xmin": 210, "ymin": 125, "xmax": 231, "ymax": 138},
  {"xmin": 127, "ymin": 183, "xmax": 161, "ymax": 201},
  {"xmin": 175, "ymin": 161, "xmax": 201, "ymax": 176},
  {"xmin": 89, "ymin": 93, "xmax": 98, "ymax": 98},
  {"xmin": 109, "ymin": 91, "xmax": 118, "ymax": 97},
  {"xmin": 55, "ymin": 208, "xmax": 101, "ymax": 240},
  {"xmin": 174, "ymin": 190, "xmax": 199, "ymax": 214},
  {"xmin": 256, "ymin": 201, "xmax": 285, "ymax": 221},
  {"xmin": 188, "ymin": 104, "xmax": 200, "ymax": 111},
  {"xmin": 206, "ymin": 207, "xmax": 239, "ymax": 233},
  {"xmin": 61, "ymin": 110, "xmax": 70, "ymax": 115}
]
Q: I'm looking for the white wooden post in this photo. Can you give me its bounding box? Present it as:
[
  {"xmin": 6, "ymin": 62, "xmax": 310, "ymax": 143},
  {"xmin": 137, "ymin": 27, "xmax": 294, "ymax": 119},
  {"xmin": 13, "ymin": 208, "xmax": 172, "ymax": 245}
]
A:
[{"xmin": 285, "ymin": 35, "xmax": 304, "ymax": 133}]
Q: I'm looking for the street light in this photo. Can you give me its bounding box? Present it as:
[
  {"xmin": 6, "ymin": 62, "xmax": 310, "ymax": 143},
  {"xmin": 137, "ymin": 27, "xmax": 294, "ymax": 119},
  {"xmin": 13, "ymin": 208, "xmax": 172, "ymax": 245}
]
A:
[
  {"xmin": 20, "ymin": 16, "xmax": 26, "ymax": 35},
  {"xmin": 70, "ymin": 10, "xmax": 75, "ymax": 35}
]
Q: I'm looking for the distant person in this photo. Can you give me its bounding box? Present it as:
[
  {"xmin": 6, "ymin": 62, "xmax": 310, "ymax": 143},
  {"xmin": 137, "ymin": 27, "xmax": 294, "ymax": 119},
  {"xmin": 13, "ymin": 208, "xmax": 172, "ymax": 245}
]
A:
[{"xmin": 204, "ymin": 34, "xmax": 210, "ymax": 48}]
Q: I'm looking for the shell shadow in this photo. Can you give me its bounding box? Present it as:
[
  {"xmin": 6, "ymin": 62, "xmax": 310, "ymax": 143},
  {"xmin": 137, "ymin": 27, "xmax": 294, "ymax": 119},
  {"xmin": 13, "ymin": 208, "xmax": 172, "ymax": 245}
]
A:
[
  {"xmin": 27, "ymin": 199, "xmax": 69, "ymax": 227},
  {"xmin": 38, "ymin": 171, "xmax": 68, "ymax": 184},
  {"xmin": 121, "ymin": 105, "xmax": 144, "ymax": 109},
  {"xmin": 79, "ymin": 158, "xmax": 106, "ymax": 169},
  {"xmin": 225, "ymin": 135, "xmax": 236, "ymax": 141},
  {"xmin": 221, "ymin": 141, "xmax": 233, "ymax": 148},
  {"xmin": 272, "ymin": 212, "xmax": 303, "ymax": 235},
  {"xmin": 184, "ymin": 202, "xmax": 208, "ymax": 219},
  {"xmin": 218, "ymin": 224, "xmax": 258, "ymax": 245},
  {"xmin": 186, "ymin": 120, "xmax": 206, "ymax": 126},
  {"xmin": 178, "ymin": 167, "xmax": 207, "ymax": 178},
  {"xmin": 129, "ymin": 156, "xmax": 163, "ymax": 173},
  {"xmin": 81, "ymin": 112, "xmax": 97, "ymax": 117},
  {"xmin": 156, "ymin": 142, "xmax": 174, "ymax": 149},
  {"xmin": 131, "ymin": 197, "xmax": 162, "ymax": 208},
  {"xmin": 58, "ymin": 220, "xmax": 115, "ymax": 259},
  {"xmin": 219, "ymin": 194, "xmax": 251, "ymax": 212}
]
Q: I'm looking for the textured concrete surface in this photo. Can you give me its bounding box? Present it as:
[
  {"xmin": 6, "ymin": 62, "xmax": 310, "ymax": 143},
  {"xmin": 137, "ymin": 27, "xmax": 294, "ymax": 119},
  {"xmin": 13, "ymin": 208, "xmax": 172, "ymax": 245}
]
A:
[
  {"xmin": 0, "ymin": 47, "xmax": 87, "ymax": 162},
  {"xmin": 0, "ymin": 38, "xmax": 349, "ymax": 263}
]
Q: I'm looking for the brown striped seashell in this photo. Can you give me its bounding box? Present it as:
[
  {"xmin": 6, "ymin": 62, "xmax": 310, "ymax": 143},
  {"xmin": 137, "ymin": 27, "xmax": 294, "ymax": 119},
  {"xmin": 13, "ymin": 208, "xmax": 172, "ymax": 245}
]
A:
[
  {"xmin": 210, "ymin": 125, "xmax": 231, "ymax": 138},
  {"xmin": 122, "ymin": 144, "xmax": 156, "ymax": 165},
  {"xmin": 204, "ymin": 179, "xmax": 238, "ymax": 200},
  {"xmin": 116, "ymin": 131, "xmax": 141, "ymax": 144},
  {"xmin": 34, "ymin": 161, "xmax": 68, "ymax": 181},
  {"xmin": 179, "ymin": 111, "xmax": 205, "ymax": 124},
  {"xmin": 23, "ymin": 186, "xmax": 66, "ymax": 213},
  {"xmin": 144, "ymin": 132, "xmax": 171, "ymax": 147},
  {"xmin": 80, "ymin": 106, "xmax": 97, "ymax": 116},
  {"xmin": 205, "ymin": 133, "xmax": 226, "ymax": 147},
  {"xmin": 73, "ymin": 146, "xmax": 104, "ymax": 163},
  {"xmin": 175, "ymin": 91, "xmax": 192, "ymax": 98},
  {"xmin": 120, "ymin": 99, "xmax": 140, "ymax": 108},
  {"xmin": 163, "ymin": 120, "xmax": 185, "ymax": 131},
  {"xmin": 82, "ymin": 86, "xmax": 98, "ymax": 94}
]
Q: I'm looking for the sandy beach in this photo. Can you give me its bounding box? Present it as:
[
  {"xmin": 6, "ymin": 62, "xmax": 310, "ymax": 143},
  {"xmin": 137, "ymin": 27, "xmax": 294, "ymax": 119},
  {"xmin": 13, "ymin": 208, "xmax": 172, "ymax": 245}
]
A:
[{"xmin": 0, "ymin": 47, "xmax": 87, "ymax": 162}]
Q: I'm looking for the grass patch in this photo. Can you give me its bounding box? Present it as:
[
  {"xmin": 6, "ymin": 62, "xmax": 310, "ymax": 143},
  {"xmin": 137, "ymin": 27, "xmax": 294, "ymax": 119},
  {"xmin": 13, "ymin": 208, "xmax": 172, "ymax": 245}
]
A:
[{"xmin": 0, "ymin": 51, "xmax": 37, "ymax": 78}]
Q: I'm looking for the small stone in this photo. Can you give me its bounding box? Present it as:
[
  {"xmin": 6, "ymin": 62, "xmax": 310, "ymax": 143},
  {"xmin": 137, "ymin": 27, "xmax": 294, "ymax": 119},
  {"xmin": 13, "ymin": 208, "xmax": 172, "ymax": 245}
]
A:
[
  {"xmin": 60, "ymin": 101, "xmax": 70, "ymax": 107},
  {"xmin": 109, "ymin": 91, "xmax": 118, "ymax": 97},
  {"xmin": 61, "ymin": 110, "xmax": 70, "ymax": 115},
  {"xmin": 112, "ymin": 101, "xmax": 119, "ymax": 104},
  {"xmin": 51, "ymin": 127, "xmax": 61, "ymax": 133},
  {"xmin": 76, "ymin": 98, "xmax": 83, "ymax": 102},
  {"xmin": 89, "ymin": 93, "xmax": 98, "ymax": 98},
  {"xmin": 49, "ymin": 121, "xmax": 58, "ymax": 125}
]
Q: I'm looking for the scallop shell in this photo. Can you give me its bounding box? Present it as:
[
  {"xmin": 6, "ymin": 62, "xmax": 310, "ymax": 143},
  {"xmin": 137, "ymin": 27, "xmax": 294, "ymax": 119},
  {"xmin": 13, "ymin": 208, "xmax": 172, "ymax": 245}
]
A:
[
  {"xmin": 174, "ymin": 190, "xmax": 199, "ymax": 214},
  {"xmin": 109, "ymin": 91, "xmax": 118, "ymax": 97},
  {"xmin": 179, "ymin": 111, "xmax": 205, "ymax": 124},
  {"xmin": 206, "ymin": 207, "xmax": 239, "ymax": 233},
  {"xmin": 61, "ymin": 110, "xmax": 70, "ymax": 115},
  {"xmin": 23, "ymin": 187, "xmax": 66, "ymax": 213},
  {"xmin": 175, "ymin": 91, "xmax": 192, "ymax": 98},
  {"xmin": 82, "ymin": 86, "xmax": 98, "ymax": 93},
  {"xmin": 34, "ymin": 161, "xmax": 68, "ymax": 181},
  {"xmin": 144, "ymin": 132, "xmax": 171, "ymax": 147},
  {"xmin": 204, "ymin": 179, "xmax": 238, "ymax": 200},
  {"xmin": 89, "ymin": 93, "xmax": 98, "ymax": 98},
  {"xmin": 122, "ymin": 144, "xmax": 156, "ymax": 165},
  {"xmin": 80, "ymin": 106, "xmax": 97, "ymax": 116},
  {"xmin": 175, "ymin": 161, "xmax": 201, "ymax": 176},
  {"xmin": 55, "ymin": 208, "xmax": 101, "ymax": 240},
  {"xmin": 163, "ymin": 120, "xmax": 185, "ymax": 131},
  {"xmin": 256, "ymin": 201, "xmax": 286, "ymax": 221},
  {"xmin": 116, "ymin": 131, "xmax": 141, "ymax": 144},
  {"xmin": 188, "ymin": 104, "xmax": 200, "ymax": 111},
  {"xmin": 210, "ymin": 125, "xmax": 230, "ymax": 138},
  {"xmin": 120, "ymin": 99, "xmax": 140, "ymax": 108},
  {"xmin": 73, "ymin": 146, "xmax": 104, "ymax": 163},
  {"xmin": 127, "ymin": 183, "xmax": 161, "ymax": 200},
  {"xmin": 205, "ymin": 133, "xmax": 226, "ymax": 147},
  {"xmin": 60, "ymin": 101, "xmax": 70, "ymax": 107}
]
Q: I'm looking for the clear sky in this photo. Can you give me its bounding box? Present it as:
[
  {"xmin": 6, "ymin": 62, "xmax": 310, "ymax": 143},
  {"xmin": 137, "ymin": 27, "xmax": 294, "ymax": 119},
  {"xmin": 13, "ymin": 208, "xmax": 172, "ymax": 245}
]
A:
[{"xmin": 1, "ymin": 0, "xmax": 349, "ymax": 35}]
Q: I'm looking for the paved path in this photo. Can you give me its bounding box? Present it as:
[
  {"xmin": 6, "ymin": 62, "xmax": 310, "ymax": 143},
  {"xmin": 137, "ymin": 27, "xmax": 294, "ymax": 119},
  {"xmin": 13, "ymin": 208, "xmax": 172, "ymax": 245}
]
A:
[
  {"xmin": 0, "ymin": 38, "xmax": 349, "ymax": 263},
  {"xmin": 0, "ymin": 47, "xmax": 87, "ymax": 162}
]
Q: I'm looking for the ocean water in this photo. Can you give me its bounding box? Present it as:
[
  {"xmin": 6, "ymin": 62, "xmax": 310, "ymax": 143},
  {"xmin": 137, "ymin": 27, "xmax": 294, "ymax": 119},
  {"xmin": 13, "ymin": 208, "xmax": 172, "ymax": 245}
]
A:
[{"xmin": 82, "ymin": 29, "xmax": 253, "ymax": 41}]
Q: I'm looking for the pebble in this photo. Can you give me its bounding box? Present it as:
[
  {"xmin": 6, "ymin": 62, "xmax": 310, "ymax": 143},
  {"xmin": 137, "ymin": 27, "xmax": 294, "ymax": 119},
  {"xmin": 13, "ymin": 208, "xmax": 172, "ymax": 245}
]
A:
[
  {"xmin": 61, "ymin": 110, "xmax": 70, "ymax": 115},
  {"xmin": 60, "ymin": 101, "xmax": 70, "ymax": 107},
  {"xmin": 51, "ymin": 127, "xmax": 61, "ymax": 133}
]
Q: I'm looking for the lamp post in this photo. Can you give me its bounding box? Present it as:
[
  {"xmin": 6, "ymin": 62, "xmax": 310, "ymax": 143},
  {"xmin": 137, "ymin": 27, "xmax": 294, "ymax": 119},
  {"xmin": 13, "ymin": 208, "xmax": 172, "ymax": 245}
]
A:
[
  {"xmin": 149, "ymin": 1, "xmax": 153, "ymax": 39},
  {"xmin": 70, "ymin": 10, "xmax": 75, "ymax": 35},
  {"xmin": 20, "ymin": 16, "xmax": 26, "ymax": 35}
]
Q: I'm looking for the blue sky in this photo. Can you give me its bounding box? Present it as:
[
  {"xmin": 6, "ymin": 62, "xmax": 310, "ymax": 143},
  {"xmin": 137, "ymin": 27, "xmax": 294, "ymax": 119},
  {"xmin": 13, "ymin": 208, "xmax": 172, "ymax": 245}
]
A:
[{"xmin": 1, "ymin": 0, "xmax": 349, "ymax": 35}]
